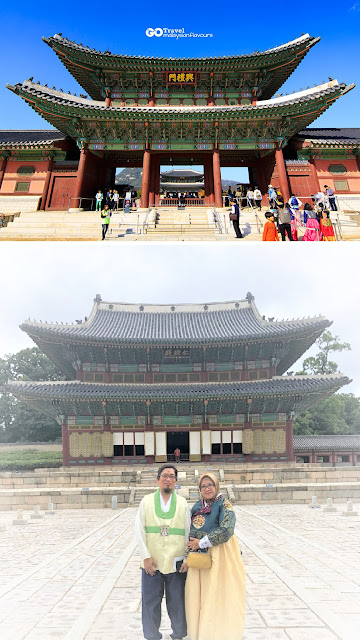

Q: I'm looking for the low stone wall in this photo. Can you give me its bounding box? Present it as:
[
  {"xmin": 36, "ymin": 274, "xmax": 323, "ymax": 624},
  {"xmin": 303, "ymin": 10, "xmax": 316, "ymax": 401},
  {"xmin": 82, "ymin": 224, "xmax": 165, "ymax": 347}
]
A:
[
  {"xmin": 0, "ymin": 487, "xmax": 131, "ymax": 511},
  {"xmin": 231, "ymin": 482, "xmax": 360, "ymax": 504},
  {"xmin": 224, "ymin": 466, "xmax": 360, "ymax": 485},
  {"xmin": 0, "ymin": 469, "xmax": 137, "ymax": 489}
]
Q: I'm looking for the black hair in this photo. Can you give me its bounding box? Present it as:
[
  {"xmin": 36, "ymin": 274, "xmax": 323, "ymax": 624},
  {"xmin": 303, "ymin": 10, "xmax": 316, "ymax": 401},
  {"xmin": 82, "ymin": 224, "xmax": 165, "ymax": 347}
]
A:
[
  {"xmin": 157, "ymin": 464, "xmax": 178, "ymax": 479},
  {"xmin": 265, "ymin": 210, "xmax": 274, "ymax": 219}
]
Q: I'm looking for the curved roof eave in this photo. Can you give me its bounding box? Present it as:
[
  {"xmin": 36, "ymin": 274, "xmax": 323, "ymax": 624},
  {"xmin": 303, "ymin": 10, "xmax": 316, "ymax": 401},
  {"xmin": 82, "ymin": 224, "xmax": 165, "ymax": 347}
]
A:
[
  {"xmin": 42, "ymin": 33, "xmax": 319, "ymax": 66},
  {"xmin": 6, "ymin": 373, "xmax": 351, "ymax": 402},
  {"xmin": 7, "ymin": 80, "xmax": 352, "ymax": 118}
]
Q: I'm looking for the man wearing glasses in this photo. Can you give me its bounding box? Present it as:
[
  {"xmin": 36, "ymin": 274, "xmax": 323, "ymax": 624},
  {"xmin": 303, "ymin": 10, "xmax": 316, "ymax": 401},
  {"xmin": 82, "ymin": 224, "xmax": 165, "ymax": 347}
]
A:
[{"xmin": 135, "ymin": 464, "xmax": 191, "ymax": 640}]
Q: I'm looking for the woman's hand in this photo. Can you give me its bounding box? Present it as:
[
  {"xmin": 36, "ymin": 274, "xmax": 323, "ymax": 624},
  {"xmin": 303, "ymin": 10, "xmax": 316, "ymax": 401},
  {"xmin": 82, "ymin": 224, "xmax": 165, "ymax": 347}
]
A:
[
  {"xmin": 187, "ymin": 537, "xmax": 200, "ymax": 551},
  {"xmin": 179, "ymin": 562, "xmax": 188, "ymax": 573}
]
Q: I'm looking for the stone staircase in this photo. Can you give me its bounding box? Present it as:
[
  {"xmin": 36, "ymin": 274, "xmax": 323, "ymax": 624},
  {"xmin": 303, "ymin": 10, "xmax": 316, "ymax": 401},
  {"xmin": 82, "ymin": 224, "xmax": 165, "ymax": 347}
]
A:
[
  {"xmin": 0, "ymin": 210, "xmax": 101, "ymax": 240},
  {"xmin": 145, "ymin": 207, "xmax": 218, "ymax": 237}
]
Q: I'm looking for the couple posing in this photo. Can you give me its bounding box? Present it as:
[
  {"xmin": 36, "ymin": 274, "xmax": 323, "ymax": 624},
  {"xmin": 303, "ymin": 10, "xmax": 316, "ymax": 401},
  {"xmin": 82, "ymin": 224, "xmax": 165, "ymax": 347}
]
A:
[{"xmin": 135, "ymin": 464, "xmax": 246, "ymax": 640}]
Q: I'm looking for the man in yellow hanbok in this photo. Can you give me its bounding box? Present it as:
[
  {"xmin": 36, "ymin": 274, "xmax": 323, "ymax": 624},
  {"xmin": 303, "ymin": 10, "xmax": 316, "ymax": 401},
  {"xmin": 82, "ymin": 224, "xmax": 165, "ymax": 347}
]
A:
[{"xmin": 135, "ymin": 464, "xmax": 191, "ymax": 640}]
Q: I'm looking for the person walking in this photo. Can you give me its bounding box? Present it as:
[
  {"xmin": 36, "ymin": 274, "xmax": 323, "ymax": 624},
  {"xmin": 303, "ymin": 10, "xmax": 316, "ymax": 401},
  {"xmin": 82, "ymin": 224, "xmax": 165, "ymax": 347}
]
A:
[
  {"xmin": 324, "ymin": 185, "xmax": 337, "ymax": 211},
  {"xmin": 174, "ymin": 448, "xmax": 181, "ymax": 463},
  {"xmin": 268, "ymin": 184, "xmax": 277, "ymax": 209},
  {"xmin": 101, "ymin": 204, "xmax": 110, "ymax": 240},
  {"xmin": 135, "ymin": 465, "xmax": 190, "ymax": 640},
  {"xmin": 254, "ymin": 186, "xmax": 262, "ymax": 211},
  {"xmin": 112, "ymin": 189, "xmax": 119, "ymax": 212},
  {"xmin": 278, "ymin": 204, "xmax": 294, "ymax": 241},
  {"xmin": 229, "ymin": 199, "xmax": 242, "ymax": 238},
  {"xmin": 246, "ymin": 187, "xmax": 255, "ymax": 209}
]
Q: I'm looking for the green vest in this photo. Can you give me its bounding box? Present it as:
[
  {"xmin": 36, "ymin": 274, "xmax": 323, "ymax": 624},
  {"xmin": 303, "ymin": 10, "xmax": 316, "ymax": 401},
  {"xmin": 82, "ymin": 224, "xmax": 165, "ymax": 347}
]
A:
[
  {"xmin": 142, "ymin": 489, "xmax": 187, "ymax": 574},
  {"xmin": 101, "ymin": 209, "xmax": 110, "ymax": 224}
]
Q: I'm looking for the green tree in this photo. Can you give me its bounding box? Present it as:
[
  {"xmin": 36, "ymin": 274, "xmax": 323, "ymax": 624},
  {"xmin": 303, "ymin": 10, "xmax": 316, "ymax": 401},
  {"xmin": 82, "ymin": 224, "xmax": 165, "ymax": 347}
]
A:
[
  {"xmin": 293, "ymin": 394, "xmax": 360, "ymax": 435},
  {"xmin": 0, "ymin": 347, "xmax": 62, "ymax": 443},
  {"xmin": 296, "ymin": 330, "xmax": 351, "ymax": 375}
]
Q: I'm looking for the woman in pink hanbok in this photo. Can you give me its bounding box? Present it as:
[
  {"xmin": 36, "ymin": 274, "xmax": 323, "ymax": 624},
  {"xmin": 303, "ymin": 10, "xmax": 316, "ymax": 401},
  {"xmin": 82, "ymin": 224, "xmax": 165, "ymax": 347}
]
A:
[{"xmin": 302, "ymin": 204, "xmax": 321, "ymax": 241}]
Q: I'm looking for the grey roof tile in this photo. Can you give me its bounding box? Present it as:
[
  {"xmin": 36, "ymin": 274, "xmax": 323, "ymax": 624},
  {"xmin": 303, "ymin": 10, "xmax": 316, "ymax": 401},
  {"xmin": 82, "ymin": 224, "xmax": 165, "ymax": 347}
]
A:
[
  {"xmin": 21, "ymin": 298, "xmax": 330, "ymax": 345},
  {"xmin": 7, "ymin": 374, "xmax": 350, "ymax": 401},
  {"xmin": 294, "ymin": 435, "xmax": 360, "ymax": 451}
]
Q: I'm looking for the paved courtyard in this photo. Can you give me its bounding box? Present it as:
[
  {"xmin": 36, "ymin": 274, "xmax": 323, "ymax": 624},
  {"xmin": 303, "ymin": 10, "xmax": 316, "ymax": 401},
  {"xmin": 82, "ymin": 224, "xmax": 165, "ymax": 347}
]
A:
[{"xmin": 0, "ymin": 503, "xmax": 359, "ymax": 640}]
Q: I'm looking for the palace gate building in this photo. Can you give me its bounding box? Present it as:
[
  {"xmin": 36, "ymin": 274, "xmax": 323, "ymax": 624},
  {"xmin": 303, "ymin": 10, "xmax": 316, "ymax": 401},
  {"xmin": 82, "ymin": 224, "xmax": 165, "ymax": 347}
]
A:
[
  {"xmin": 2, "ymin": 33, "xmax": 359, "ymax": 210},
  {"xmin": 8, "ymin": 294, "xmax": 349, "ymax": 466}
]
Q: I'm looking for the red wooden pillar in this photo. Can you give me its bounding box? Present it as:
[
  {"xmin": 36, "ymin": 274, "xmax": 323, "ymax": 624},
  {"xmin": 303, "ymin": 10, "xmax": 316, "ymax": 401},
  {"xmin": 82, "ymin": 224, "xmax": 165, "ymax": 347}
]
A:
[
  {"xmin": 275, "ymin": 145, "xmax": 290, "ymax": 202},
  {"xmin": 309, "ymin": 155, "xmax": 321, "ymax": 194},
  {"xmin": 251, "ymin": 91, "xmax": 257, "ymax": 106},
  {"xmin": 154, "ymin": 157, "xmax": 160, "ymax": 206},
  {"xmin": 141, "ymin": 149, "xmax": 151, "ymax": 208},
  {"xmin": 203, "ymin": 155, "xmax": 213, "ymax": 205},
  {"xmin": 149, "ymin": 155, "xmax": 156, "ymax": 207},
  {"xmin": 74, "ymin": 147, "xmax": 88, "ymax": 207},
  {"xmin": 213, "ymin": 149, "xmax": 223, "ymax": 208},
  {"xmin": 0, "ymin": 155, "xmax": 8, "ymax": 190},
  {"xmin": 105, "ymin": 89, "xmax": 112, "ymax": 107},
  {"xmin": 40, "ymin": 157, "xmax": 54, "ymax": 210},
  {"xmin": 62, "ymin": 422, "xmax": 70, "ymax": 465}
]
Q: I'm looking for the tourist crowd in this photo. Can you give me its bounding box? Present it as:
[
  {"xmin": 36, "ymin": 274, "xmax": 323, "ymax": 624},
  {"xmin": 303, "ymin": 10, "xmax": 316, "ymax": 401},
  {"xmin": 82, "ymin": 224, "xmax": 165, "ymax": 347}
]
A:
[{"xmin": 228, "ymin": 184, "xmax": 337, "ymax": 241}]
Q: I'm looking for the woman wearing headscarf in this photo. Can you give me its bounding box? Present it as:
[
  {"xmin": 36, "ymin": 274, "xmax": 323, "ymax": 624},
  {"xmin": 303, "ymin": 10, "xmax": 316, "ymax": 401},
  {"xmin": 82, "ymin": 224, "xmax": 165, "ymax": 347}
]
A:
[{"xmin": 184, "ymin": 473, "xmax": 246, "ymax": 640}]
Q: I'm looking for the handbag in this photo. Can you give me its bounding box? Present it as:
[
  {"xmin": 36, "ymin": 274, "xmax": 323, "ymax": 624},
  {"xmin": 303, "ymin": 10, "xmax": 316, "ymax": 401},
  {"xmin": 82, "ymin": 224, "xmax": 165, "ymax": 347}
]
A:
[
  {"xmin": 186, "ymin": 550, "xmax": 212, "ymax": 569},
  {"xmin": 229, "ymin": 213, "xmax": 237, "ymax": 221}
]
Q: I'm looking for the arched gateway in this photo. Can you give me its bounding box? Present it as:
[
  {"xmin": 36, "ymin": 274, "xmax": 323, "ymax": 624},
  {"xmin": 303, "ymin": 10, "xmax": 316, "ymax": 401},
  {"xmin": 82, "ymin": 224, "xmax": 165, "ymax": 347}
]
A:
[
  {"xmin": 8, "ymin": 294, "xmax": 349, "ymax": 466},
  {"xmin": 5, "ymin": 34, "xmax": 355, "ymax": 210}
]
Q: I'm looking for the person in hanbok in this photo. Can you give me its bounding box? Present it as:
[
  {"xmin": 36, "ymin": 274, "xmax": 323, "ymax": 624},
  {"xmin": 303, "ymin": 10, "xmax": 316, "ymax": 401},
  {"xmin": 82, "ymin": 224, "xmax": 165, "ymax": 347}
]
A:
[
  {"xmin": 302, "ymin": 208, "xmax": 321, "ymax": 241},
  {"xmin": 184, "ymin": 473, "xmax": 246, "ymax": 640},
  {"xmin": 285, "ymin": 203, "xmax": 298, "ymax": 241},
  {"xmin": 320, "ymin": 209, "xmax": 336, "ymax": 241}
]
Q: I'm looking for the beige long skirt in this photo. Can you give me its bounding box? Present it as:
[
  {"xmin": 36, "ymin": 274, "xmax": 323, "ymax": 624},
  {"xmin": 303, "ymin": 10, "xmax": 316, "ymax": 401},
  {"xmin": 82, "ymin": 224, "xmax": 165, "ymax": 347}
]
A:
[{"xmin": 185, "ymin": 534, "xmax": 246, "ymax": 640}]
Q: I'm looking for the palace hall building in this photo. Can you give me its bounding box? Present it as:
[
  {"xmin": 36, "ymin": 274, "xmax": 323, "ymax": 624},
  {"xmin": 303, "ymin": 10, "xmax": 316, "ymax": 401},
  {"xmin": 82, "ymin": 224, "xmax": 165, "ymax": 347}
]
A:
[
  {"xmin": 2, "ymin": 33, "xmax": 359, "ymax": 210},
  {"xmin": 8, "ymin": 294, "xmax": 349, "ymax": 466}
]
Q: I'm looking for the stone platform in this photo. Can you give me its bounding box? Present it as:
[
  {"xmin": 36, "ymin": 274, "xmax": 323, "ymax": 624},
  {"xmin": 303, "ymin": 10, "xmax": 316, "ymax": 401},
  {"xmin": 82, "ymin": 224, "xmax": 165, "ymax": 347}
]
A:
[
  {"xmin": 0, "ymin": 505, "xmax": 359, "ymax": 639},
  {"xmin": 1, "ymin": 465, "xmax": 360, "ymax": 510}
]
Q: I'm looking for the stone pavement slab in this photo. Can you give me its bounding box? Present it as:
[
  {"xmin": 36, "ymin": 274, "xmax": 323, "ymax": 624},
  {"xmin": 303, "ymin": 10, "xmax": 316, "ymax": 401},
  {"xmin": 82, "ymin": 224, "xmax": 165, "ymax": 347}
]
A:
[{"xmin": 0, "ymin": 504, "xmax": 359, "ymax": 639}]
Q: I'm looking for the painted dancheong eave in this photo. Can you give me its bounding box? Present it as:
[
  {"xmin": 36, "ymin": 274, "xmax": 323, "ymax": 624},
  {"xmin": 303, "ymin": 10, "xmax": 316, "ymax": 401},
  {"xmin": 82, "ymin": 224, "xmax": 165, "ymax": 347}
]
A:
[{"xmin": 41, "ymin": 33, "xmax": 320, "ymax": 101}]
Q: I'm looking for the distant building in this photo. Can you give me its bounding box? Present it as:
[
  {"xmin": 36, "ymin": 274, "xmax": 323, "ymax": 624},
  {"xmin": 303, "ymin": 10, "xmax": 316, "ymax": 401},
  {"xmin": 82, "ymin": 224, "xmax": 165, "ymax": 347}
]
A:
[
  {"xmin": 8, "ymin": 294, "xmax": 349, "ymax": 466},
  {"xmin": 294, "ymin": 435, "xmax": 360, "ymax": 466}
]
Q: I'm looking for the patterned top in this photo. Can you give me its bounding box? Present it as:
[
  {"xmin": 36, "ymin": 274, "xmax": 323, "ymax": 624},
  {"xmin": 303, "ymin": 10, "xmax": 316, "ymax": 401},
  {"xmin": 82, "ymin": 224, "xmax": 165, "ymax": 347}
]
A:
[{"xmin": 188, "ymin": 497, "xmax": 236, "ymax": 549}]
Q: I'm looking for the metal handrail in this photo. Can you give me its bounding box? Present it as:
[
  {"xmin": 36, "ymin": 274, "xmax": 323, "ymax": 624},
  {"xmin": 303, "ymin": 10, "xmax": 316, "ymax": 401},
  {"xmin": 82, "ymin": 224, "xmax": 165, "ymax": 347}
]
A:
[
  {"xmin": 213, "ymin": 204, "xmax": 223, "ymax": 233},
  {"xmin": 68, "ymin": 197, "xmax": 95, "ymax": 211}
]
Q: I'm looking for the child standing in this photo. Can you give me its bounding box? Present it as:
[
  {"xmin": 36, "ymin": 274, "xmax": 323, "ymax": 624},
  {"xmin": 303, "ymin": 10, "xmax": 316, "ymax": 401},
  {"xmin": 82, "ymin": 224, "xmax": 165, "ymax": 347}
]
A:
[{"xmin": 262, "ymin": 211, "xmax": 279, "ymax": 241}]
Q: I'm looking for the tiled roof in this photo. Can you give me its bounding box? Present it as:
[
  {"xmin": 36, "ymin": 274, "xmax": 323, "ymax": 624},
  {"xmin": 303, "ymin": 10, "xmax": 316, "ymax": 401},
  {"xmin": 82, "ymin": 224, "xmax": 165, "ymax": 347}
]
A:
[
  {"xmin": 7, "ymin": 374, "xmax": 350, "ymax": 401},
  {"xmin": 294, "ymin": 435, "xmax": 360, "ymax": 451},
  {"xmin": 8, "ymin": 80, "xmax": 351, "ymax": 118},
  {"xmin": 20, "ymin": 297, "xmax": 330, "ymax": 345},
  {"xmin": 43, "ymin": 33, "xmax": 317, "ymax": 64},
  {"xmin": 160, "ymin": 170, "xmax": 204, "ymax": 178},
  {"xmin": 0, "ymin": 129, "xmax": 66, "ymax": 147},
  {"xmin": 296, "ymin": 128, "xmax": 360, "ymax": 144}
]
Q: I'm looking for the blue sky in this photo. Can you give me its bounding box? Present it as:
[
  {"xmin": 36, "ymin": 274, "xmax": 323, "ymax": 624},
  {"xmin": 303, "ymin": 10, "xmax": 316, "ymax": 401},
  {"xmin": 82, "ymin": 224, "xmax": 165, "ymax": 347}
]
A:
[{"xmin": 1, "ymin": 0, "xmax": 359, "ymax": 181}]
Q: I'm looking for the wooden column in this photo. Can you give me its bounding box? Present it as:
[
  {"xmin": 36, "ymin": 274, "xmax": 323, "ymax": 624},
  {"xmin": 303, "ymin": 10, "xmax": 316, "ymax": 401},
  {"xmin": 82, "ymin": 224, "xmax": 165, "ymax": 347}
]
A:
[
  {"xmin": 251, "ymin": 91, "xmax": 257, "ymax": 106},
  {"xmin": 105, "ymin": 89, "xmax": 112, "ymax": 107},
  {"xmin": 213, "ymin": 149, "xmax": 223, "ymax": 208},
  {"xmin": 40, "ymin": 157, "xmax": 53, "ymax": 210},
  {"xmin": 149, "ymin": 155, "xmax": 156, "ymax": 207},
  {"xmin": 74, "ymin": 147, "xmax": 88, "ymax": 207},
  {"xmin": 141, "ymin": 149, "xmax": 151, "ymax": 208},
  {"xmin": 154, "ymin": 157, "xmax": 160, "ymax": 206},
  {"xmin": 275, "ymin": 145, "xmax": 290, "ymax": 202},
  {"xmin": 286, "ymin": 420, "xmax": 295, "ymax": 462},
  {"xmin": 309, "ymin": 155, "xmax": 321, "ymax": 194},
  {"xmin": 0, "ymin": 155, "xmax": 8, "ymax": 190},
  {"xmin": 203, "ymin": 155, "xmax": 213, "ymax": 205}
]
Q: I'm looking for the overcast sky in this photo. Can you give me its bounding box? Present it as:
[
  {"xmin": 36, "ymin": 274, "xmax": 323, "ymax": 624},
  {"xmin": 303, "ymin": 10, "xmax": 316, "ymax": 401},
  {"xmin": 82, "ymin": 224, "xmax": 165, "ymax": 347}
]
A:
[{"xmin": 0, "ymin": 242, "xmax": 359, "ymax": 396}]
